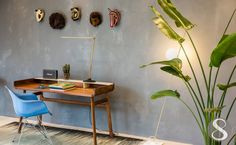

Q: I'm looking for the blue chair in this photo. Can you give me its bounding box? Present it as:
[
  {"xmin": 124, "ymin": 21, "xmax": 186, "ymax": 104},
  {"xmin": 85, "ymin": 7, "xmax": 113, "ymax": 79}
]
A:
[{"xmin": 5, "ymin": 86, "xmax": 53, "ymax": 145}]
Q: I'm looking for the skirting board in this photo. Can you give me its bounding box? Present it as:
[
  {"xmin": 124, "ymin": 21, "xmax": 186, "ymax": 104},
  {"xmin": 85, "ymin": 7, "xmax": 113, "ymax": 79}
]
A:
[{"xmin": 0, "ymin": 116, "xmax": 192, "ymax": 145}]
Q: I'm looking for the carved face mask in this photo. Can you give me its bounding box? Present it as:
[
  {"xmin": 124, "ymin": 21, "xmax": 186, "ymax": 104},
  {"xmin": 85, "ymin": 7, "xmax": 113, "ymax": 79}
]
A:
[
  {"xmin": 108, "ymin": 8, "xmax": 121, "ymax": 28},
  {"xmin": 71, "ymin": 7, "xmax": 81, "ymax": 21},
  {"xmin": 90, "ymin": 12, "xmax": 102, "ymax": 27},
  {"xmin": 49, "ymin": 13, "xmax": 66, "ymax": 29},
  {"xmin": 35, "ymin": 9, "xmax": 45, "ymax": 22}
]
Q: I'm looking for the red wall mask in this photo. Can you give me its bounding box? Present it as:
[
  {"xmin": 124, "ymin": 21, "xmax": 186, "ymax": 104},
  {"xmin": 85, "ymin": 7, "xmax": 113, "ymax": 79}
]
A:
[{"xmin": 108, "ymin": 8, "xmax": 121, "ymax": 28}]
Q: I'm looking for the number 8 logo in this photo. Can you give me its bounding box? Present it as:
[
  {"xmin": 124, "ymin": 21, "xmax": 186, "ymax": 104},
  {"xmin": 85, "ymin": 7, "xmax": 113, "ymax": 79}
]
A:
[{"xmin": 211, "ymin": 118, "xmax": 228, "ymax": 141}]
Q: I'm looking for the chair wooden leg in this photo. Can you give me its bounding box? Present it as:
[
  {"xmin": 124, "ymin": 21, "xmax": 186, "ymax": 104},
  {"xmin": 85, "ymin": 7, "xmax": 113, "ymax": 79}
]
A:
[
  {"xmin": 18, "ymin": 117, "xmax": 23, "ymax": 134},
  {"xmin": 38, "ymin": 115, "xmax": 42, "ymax": 126},
  {"xmin": 38, "ymin": 94, "xmax": 43, "ymax": 126},
  {"xmin": 18, "ymin": 90, "xmax": 26, "ymax": 134},
  {"xmin": 90, "ymin": 97, "xmax": 97, "ymax": 145},
  {"xmin": 106, "ymin": 96, "xmax": 114, "ymax": 137}
]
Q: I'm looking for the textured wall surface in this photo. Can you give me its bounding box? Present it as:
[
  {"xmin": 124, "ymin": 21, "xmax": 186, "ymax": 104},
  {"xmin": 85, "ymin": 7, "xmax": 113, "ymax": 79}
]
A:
[{"xmin": 0, "ymin": 0, "xmax": 236, "ymax": 144}]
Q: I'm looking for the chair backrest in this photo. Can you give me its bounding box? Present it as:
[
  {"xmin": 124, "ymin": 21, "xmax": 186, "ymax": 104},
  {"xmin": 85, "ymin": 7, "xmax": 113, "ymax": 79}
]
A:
[{"xmin": 5, "ymin": 86, "xmax": 23, "ymax": 116}]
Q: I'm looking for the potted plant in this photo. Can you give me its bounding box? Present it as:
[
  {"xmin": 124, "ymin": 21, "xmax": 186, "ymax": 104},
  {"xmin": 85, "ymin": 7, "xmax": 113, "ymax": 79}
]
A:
[
  {"xmin": 63, "ymin": 64, "xmax": 70, "ymax": 80},
  {"xmin": 141, "ymin": 0, "xmax": 236, "ymax": 145}
]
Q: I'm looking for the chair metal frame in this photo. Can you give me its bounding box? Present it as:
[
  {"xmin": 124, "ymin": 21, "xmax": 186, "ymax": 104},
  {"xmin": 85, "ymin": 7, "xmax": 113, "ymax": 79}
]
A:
[{"xmin": 13, "ymin": 117, "xmax": 53, "ymax": 145}]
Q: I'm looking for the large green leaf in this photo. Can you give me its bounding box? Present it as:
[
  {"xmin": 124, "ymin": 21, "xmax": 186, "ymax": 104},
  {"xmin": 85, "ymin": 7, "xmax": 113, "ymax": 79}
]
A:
[
  {"xmin": 157, "ymin": 0, "xmax": 194, "ymax": 30},
  {"xmin": 140, "ymin": 58, "xmax": 182, "ymax": 70},
  {"xmin": 161, "ymin": 66, "xmax": 191, "ymax": 81},
  {"xmin": 141, "ymin": 58, "xmax": 191, "ymax": 81},
  {"xmin": 151, "ymin": 90, "xmax": 180, "ymax": 99},
  {"xmin": 150, "ymin": 6, "xmax": 185, "ymax": 43},
  {"xmin": 210, "ymin": 33, "xmax": 236, "ymax": 67},
  {"xmin": 217, "ymin": 82, "xmax": 236, "ymax": 90}
]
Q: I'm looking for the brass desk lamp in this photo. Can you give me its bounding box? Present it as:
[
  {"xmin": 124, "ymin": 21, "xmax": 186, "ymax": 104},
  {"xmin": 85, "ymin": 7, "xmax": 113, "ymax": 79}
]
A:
[{"xmin": 61, "ymin": 36, "xmax": 96, "ymax": 82}]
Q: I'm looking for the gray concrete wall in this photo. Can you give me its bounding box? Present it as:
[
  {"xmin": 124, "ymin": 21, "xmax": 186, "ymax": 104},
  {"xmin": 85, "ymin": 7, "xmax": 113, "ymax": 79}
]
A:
[{"xmin": 0, "ymin": 0, "xmax": 235, "ymax": 144}]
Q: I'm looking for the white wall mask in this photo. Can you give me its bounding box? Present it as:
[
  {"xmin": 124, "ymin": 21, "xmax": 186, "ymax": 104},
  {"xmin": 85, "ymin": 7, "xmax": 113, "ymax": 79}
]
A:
[{"xmin": 35, "ymin": 9, "xmax": 45, "ymax": 22}]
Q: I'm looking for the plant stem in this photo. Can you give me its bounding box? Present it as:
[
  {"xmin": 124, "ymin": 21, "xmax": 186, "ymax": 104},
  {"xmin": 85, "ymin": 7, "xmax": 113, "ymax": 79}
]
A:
[
  {"xmin": 226, "ymin": 96, "xmax": 236, "ymax": 120},
  {"xmin": 207, "ymin": 67, "xmax": 213, "ymax": 107},
  {"xmin": 205, "ymin": 114, "xmax": 211, "ymax": 145},
  {"xmin": 178, "ymin": 71, "xmax": 205, "ymax": 115},
  {"xmin": 186, "ymin": 31, "xmax": 209, "ymax": 100},
  {"xmin": 179, "ymin": 99, "xmax": 205, "ymax": 135},
  {"xmin": 186, "ymin": 82, "xmax": 204, "ymax": 112},
  {"xmin": 180, "ymin": 43, "xmax": 205, "ymax": 108},
  {"xmin": 211, "ymin": 67, "xmax": 220, "ymax": 108},
  {"xmin": 206, "ymin": 65, "xmax": 214, "ymax": 145},
  {"xmin": 183, "ymin": 77, "xmax": 209, "ymax": 144},
  {"xmin": 185, "ymin": 83, "xmax": 205, "ymax": 128},
  {"xmin": 218, "ymin": 65, "xmax": 236, "ymax": 117},
  {"xmin": 222, "ymin": 9, "xmax": 236, "ymax": 36},
  {"xmin": 227, "ymin": 134, "xmax": 236, "ymax": 145}
]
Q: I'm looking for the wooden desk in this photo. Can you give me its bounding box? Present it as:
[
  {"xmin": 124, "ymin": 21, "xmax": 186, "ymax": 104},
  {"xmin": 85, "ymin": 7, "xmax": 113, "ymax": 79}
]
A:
[{"xmin": 14, "ymin": 78, "xmax": 115, "ymax": 145}]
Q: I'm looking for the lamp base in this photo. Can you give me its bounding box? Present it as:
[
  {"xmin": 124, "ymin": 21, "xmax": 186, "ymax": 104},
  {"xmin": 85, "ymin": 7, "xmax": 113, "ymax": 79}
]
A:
[{"xmin": 83, "ymin": 78, "xmax": 96, "ymax": 82}]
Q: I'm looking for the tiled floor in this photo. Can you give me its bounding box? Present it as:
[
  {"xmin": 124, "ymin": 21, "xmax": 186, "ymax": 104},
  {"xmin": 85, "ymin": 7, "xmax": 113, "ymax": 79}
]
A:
[{"xmin": 0, "ymin": 116, "xmax": 192, "ymax": 145}]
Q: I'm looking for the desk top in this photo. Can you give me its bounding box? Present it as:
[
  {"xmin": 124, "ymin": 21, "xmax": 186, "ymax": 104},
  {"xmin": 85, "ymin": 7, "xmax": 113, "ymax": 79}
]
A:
[{"xmin": 14, "ymin": 78, "xmax": 114, "ymax": 97}]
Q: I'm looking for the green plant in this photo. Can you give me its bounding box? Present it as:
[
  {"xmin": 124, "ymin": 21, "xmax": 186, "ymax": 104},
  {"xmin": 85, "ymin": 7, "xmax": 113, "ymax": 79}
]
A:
[
  {"xmin": 141, "ymin": 0, "xmax": 236, "ymax": 145},
  {"xmin": 63, "ymin": 64, "xmax": 70, "ymax": 74},
  {"xmin": 63, "ymin": 64, "xmax": 70, "ymax": 79}
]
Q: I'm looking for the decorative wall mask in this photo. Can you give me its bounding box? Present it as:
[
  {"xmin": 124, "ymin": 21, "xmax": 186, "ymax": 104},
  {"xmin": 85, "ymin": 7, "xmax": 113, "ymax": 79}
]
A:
[
  {"xmin": 108, "ymin": 8, "xmax": 121, "ymax": 28},
  {"xmin": 90, "ymin": 12, "xmax": 102, "ymax": 27},
  {"xmin": 35, "ymin": 9, "xmax": 45, "ymax": 22},
  {"xmin": 49, "ymin": 13, "xmax": 66, "ymax": 29},
  {"xmin": 71, "ymin": 7, "xmax": 81, "ymax": 21}
]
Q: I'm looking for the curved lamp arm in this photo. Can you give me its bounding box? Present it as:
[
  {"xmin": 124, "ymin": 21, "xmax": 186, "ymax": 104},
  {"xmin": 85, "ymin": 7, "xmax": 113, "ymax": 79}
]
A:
[{"xmin": 61, "ymin": 36, "xmax": 96, "ymax": 82}]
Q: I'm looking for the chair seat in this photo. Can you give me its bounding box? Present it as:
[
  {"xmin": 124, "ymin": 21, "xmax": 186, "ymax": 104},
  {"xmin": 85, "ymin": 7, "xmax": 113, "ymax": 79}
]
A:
[{"xmin": 16, "ymin": 100, "xmax": 50, "ymax": 118}]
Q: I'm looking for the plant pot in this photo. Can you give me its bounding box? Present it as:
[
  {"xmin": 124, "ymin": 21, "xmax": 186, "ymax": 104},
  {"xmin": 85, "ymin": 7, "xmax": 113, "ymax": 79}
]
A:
[
  {"xmin": 82, "ymin": 82, "xmax": 90, "ymax": 88},
  {"xmin": 64, "ymin": 73, "xmax": 70, "ymax": 80}
]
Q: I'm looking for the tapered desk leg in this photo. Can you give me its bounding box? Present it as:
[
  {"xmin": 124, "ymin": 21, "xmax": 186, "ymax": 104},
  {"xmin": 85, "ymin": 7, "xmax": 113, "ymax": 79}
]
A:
[
  {"xmin": 90, "ymin": 97, "xmax": 97, "ymax": 145},
  {"xmin": 106, "ymin": 96, "xmax": 114, "ymax": 137},
  {"xmin": 18, "ymin": 117, "xmax": 23, "ymax": 134}
]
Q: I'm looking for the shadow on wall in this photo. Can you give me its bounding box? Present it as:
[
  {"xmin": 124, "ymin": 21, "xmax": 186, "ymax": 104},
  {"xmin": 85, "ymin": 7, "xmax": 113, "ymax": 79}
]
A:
[
  {"xmin": 0, "ymin": 78, "xmax": 7, "ymax": 87},
  {"xmin": 110, "ymin": 84, "xmax": 151, "ymax": 134},
  {"xmin": 0, "ymin": 77, "xmax": 11, "ymax": 115}
]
